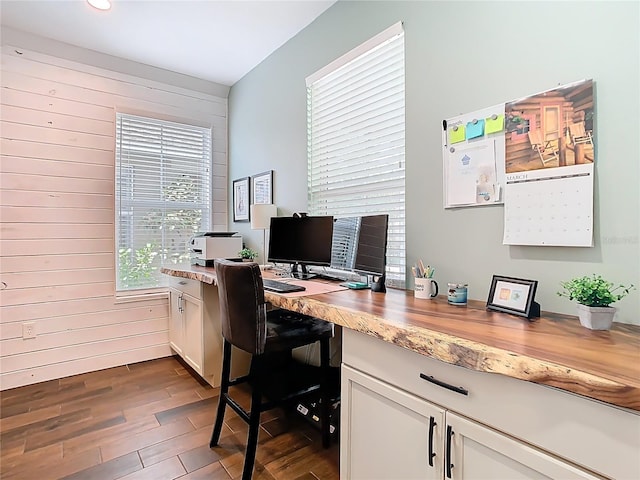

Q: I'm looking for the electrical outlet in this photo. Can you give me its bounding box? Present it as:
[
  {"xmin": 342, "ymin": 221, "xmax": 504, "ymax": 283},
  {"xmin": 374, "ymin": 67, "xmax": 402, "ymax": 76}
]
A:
[{"xmin": 22, "ymin": 322, "xmax": 36, "ymax": 339}]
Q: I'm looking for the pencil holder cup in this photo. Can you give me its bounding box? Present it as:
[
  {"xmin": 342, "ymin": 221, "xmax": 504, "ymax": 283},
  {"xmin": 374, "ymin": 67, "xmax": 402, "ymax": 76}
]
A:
[{"xmin": 414, "ymin": 278, "xmax": 438, "ymax": 299}]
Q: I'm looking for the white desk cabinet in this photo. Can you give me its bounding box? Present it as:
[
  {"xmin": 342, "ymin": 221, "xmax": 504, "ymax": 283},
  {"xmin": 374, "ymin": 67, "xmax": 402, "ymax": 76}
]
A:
[
  {"xmin": 342, "ymin": 365, "xmax": 445, "ymax": 479},
  {"xmin": 168, "ymin": 276, "xmax": 249, "ymax": 387},
  {"xmin": 341, "ymin": 329, "xmax": 639, "ymax": 480}
]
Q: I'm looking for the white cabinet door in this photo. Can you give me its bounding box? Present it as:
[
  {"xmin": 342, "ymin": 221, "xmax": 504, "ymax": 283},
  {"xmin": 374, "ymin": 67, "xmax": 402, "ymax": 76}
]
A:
[
  {"xmin": 341, "ymin": 365, "xmax": 445, "ymax": 480},
  {"xmin": 181, "ymin": 292, "xmax": 203, "ymax": 375},
  {"xmin": 168, "ymin": 289, "xmax": 184, "ymax": 355},
  {"xmin": 446, "ymin": 412, "xmax": 603, "ymax": 480}
]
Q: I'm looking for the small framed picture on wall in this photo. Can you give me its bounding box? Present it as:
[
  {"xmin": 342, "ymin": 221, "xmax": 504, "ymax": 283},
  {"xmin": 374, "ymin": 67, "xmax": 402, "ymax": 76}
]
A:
[
  {"xmin": 251, "ymin": 170, "xmax": 273, "ymax": 204},
  {"xmin": 233, "ymin": 177, "xmax": 250, "ymax": 222}
]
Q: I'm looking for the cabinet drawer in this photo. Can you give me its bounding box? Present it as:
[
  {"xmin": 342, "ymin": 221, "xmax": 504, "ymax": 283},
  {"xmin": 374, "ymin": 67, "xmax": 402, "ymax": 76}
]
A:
[
  {"xmin": 343, "ymin": 329, "xmax": 639, "ymax": 480},
  {"xmin": 168, "ymin": 276, "xmax": 202, "ymax": 299}
]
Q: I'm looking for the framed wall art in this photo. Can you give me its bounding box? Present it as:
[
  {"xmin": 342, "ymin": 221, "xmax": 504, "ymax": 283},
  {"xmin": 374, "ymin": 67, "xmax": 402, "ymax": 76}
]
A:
[
  {"xmin": 233, "ymin": 177, "xmax": 250, "ymax": 222},
  {"xmin": 251, "ymin": 170, "xmax": 273, "ymax": 205},
  {"xmin": 486, "ymin": 275, "xmax": 540, "ymax": 319}
]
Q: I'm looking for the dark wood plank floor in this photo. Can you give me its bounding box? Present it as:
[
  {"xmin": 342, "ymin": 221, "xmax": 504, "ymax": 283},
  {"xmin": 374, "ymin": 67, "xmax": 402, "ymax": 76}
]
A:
[{"xmin": 0, "ymin": 356, "xmax": 340, "ymax": 479}]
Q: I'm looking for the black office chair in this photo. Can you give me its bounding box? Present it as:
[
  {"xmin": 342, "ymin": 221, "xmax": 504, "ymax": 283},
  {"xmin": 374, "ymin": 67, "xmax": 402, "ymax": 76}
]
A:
[{"xmin": 210, "ymin": 258, "xmax": 334, "ymax": 480}]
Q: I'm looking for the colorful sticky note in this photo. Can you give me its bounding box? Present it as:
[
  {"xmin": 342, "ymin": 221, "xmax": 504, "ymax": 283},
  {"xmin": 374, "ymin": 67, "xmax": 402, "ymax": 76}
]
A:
[
  {"xmin": 466, "ymin": 119, "xmax": 485, "ymax": 139},
  {"xmin": 485, "ymin": 114, "xmax": 505, "ymax": 134},
  {"xmin": 449, "ymin": 125, "xmax": 466, "ymax": 144}
]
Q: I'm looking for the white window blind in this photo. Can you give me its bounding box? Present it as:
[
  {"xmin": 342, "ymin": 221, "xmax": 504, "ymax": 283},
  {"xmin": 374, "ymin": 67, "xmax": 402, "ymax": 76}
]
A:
[
  {"xmin": 115, "ymin": 113, "xmax": 212, "ymax": 292},
  {"xmin": 307, "ymin": 23, "xmax": 406, "ymax": 287}
]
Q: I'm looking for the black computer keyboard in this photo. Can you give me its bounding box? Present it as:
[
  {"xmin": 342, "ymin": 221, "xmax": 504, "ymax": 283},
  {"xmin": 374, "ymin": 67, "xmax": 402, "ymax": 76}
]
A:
[{"xmin": 262, "ymin": 278, "xmax": 306, "ymax": 293}]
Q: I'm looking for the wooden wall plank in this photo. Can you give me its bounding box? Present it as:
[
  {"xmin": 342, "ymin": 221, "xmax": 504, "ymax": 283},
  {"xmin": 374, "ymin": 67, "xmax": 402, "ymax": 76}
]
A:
[
  {"xmin": 0, "ymin": 44, "xmax": 227, "ymax": 390},
  {"xmin": 0, "ymin": 138, "xmax": 114, "ymax": 165},
  {"xmin": 2, "ymin": 46, "xmax": 228, "ymax": 104},
  {"xmin": 1, "ymin": 296, "xmax": 167, "ymax": 324},
  {"xmin": 0, "ymin": 190, "xmax": 112, "ymax": 209},
  {"xmin": 1, "ymin": 88, "xmax": 115, "ymax": 121},
  {"xmin": 0, "ymin": 104, "xmax": 114, "ymax": 136},
  {"xmin": 0, "ymin": 223, "xmax": 113, "ymax": 240},
  {"xmin": 1, "ymin": 71, "xmax": 227, "ymax": 150},
  {"xmin": 1, "ymin": 332, "xmax": 169, "ymax": 372},
  {"xmin": 0, "ymin": 304, "xmax": 169, "ymax": 339},
  {"xmin": 1, "ymin": 122, "xmax": 113, "ymax": 151},
  {"xmin": 1, "ymin": 52, "xmax": 225, "ymax": 115},
  {"xmin": 1, "ymin": 318, "xmax": 168, "ymax": 356},
  {"xmin": 0, "ymin": 282, "xmax": 115, "ymax": 307},
  {"xmin": 2, "ymin": 267, "xmax": 113, "ymax": 290},
  {"xmin": 1, "ymin": 239, "xmax": 113, "ymax": 256},
  {"xmin": 1, "ymin": 156, "xmax": 113, "ymax": 180},
  {"xmin": 0, "ymin": 171, "xmax": 112, "ymax": 193}
]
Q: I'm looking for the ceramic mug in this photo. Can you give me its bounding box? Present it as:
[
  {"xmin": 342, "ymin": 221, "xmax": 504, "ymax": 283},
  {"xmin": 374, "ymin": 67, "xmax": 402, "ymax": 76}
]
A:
[
  {"xmin": 448, "ymin": 283, "xmax": 468, "ymax": 305},
  {"xmin": 415, "ymin": 278, "xmax": 439, "ymax": 299}
]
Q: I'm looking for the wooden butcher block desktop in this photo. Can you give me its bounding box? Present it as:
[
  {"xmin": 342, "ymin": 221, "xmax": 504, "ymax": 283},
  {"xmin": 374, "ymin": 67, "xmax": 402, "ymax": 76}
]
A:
[{"xmin": 161, "ymin": 264, "xmax": 640, "ymax": 411}]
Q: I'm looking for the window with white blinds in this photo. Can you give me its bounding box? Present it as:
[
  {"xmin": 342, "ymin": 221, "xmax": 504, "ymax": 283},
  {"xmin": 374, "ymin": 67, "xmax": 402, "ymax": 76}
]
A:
[
  {"xmin": 115, "ymin": 113, "xmax": 212, "ymax": 292},
  {"xmin": 306, "ymin": 23, "xmax": 406, "ymax": 287}
]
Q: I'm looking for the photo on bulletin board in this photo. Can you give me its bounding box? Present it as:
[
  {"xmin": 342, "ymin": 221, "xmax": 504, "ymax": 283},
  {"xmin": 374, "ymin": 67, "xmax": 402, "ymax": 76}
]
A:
[
  {"xmin": 251, "ymin": 170, "xmax": 273, "ymax": 204},
  {"xmin": 233, "ymin": 177, "xmax": 250, "ymax": 222},
  {"xmin": 504, "ymin": 79, "xmax": 594, "ymax": 173},
  {"xmin": 486, "ymin": 275, "xmax": 540, "ymax": 319}
]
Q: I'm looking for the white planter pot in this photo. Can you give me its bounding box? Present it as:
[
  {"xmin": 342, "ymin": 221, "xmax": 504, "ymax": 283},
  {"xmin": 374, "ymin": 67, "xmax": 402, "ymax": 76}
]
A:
[{"xmin": 576, "ymin": 304, "xmax": 616, "ymax": 330}]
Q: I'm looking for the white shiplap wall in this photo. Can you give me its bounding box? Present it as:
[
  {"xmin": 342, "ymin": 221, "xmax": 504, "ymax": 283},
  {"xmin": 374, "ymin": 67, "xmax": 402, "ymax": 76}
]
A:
[{"xmin": 0, "ymin": 46, "xmax": 228, "ymax": 390}]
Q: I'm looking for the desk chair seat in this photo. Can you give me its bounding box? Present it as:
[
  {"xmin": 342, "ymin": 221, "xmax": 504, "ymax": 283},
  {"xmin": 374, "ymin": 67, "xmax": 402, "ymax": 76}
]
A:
[{"xmin": 210, "ymin": 259, "xmax": 334, "ymax": 480}]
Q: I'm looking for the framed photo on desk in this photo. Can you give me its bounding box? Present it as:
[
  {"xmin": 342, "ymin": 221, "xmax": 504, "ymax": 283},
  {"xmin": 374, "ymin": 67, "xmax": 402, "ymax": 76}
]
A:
[
  {"xmin": 233, "ymin": 177, "xmax": 250, "ymax": 222},
  {"xmin": 486, "ymin": 275, "xmax": 539, "ymax": 319}
]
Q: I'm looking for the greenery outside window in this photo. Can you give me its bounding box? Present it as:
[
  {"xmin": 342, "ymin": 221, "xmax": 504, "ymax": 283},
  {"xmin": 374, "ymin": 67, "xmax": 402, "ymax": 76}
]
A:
[{"xmin": 115, "ymin": 113, "xmax": 212, "ymax": 292}]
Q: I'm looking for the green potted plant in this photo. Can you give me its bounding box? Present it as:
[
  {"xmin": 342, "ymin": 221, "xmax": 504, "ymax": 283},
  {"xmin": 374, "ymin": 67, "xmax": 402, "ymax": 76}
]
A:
[
  {"xmin": 238, "ymin": 248, "xmax": 259, "ymax": 262},
  {"xmin": 557, "ymin": 274, "xmax": 634, "ymax": 330}
]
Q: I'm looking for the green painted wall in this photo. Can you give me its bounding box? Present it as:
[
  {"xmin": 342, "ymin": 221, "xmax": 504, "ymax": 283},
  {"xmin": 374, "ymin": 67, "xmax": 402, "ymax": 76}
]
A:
[{"xmin": 228, "ymin": 1, "xmax": 639, "ymax": 324}]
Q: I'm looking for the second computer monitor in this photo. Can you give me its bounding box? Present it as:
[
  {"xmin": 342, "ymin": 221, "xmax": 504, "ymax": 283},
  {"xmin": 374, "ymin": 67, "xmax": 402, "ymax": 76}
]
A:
[
  {"xmin": 331, "ymin": 214, "xmax": 389, "ymax": 277},
  {"xmin": 353, "ymin": 214, "xmax": 389, "ymax": 277}
]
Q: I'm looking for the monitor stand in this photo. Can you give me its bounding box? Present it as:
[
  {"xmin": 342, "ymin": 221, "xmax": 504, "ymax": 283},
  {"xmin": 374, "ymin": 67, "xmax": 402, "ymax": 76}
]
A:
[
  {"xmin": 370, "ymin": 274, "xmax": 386, "ymax": 293},
  {"xmin": 291, "ymin": 263, "xmax": 316, "ymax": 280}
]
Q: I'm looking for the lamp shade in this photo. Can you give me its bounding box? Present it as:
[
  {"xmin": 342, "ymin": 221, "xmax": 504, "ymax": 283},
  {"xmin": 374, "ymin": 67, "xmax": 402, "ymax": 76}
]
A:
[{"xmin": 250, "ymin": 204, "xmax": 277, "ymax": 230}]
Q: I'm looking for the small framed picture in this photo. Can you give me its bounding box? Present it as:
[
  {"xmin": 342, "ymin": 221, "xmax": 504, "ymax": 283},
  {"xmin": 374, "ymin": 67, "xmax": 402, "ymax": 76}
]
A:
[
  {"xmin": 486, "ymin": 275, "xmax": 539, "ymax": 319},
  {"xmin": 251, "ymin": 170, "xmax": 273, "ymax": 205},
  {"xmin": 232, "ymin": 177, "xmax": 250, "ymax": 222}
]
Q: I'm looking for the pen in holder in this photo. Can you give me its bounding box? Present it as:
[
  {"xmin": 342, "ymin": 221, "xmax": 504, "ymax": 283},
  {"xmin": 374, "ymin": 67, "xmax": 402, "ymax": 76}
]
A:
[{"xmin": 414, "ymin": 277, "xmax": 439, "ymax": 299}]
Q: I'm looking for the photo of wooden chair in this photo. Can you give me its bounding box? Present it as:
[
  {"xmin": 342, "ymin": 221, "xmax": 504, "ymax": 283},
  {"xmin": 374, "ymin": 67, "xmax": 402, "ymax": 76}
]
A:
[
  {"xmin": 567, "ymin": 122, "xmax": 593, "ymax": 146},
  {"xmin": 527, "ymin": 130, "xmax": 559, "ymax": 165}
]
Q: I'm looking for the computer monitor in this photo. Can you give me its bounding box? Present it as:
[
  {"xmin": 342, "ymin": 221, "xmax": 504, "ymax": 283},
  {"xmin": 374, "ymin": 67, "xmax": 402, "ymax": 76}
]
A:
[
  {"xmin": 268, "ymin": 215, "xmax": 334, "ymax": 279},
  {"xmin": 330, "ymin": 214, "xmax": 389, "ymax": 291},
  {"xmin": 353, "ymin": 214, "xmax": 389, "ymax": 278}
]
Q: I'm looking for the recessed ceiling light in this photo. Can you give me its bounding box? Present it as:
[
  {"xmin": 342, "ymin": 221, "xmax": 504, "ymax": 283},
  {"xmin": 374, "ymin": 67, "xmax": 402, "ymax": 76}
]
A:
[{"xmin": 87, "ymin": 0, "xmax": 111, "ymax": 11}]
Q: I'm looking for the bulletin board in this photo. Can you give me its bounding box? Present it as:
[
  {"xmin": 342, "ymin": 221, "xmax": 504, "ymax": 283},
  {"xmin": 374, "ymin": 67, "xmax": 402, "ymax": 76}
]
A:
[{"xmin": 442, "ymin": 103, "xmax": 506, "ymax": 208}]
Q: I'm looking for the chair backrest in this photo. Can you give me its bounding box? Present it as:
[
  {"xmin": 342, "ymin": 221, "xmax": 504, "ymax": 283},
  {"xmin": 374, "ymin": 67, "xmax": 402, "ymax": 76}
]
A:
[
  {"xmin": 527, "ymin": 129, "xmax": 544, "ymax": 146},
  {"xmin": 568, "ymin": 122, "xmax": 586, "ymax": 138},
  {"xmin": 214, "ymin": 259, "xmax": 267, "ymax": 355}
]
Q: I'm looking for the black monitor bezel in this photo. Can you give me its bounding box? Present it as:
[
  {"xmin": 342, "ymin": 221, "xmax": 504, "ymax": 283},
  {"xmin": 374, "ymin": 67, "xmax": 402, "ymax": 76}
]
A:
[{"xmin": 267, "ymin": 215, "xmax": 334, "ymax": 269}]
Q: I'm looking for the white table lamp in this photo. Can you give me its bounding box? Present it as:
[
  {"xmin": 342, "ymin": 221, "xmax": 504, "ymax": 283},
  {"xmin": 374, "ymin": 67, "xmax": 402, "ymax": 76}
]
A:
[{"xmin": 250, "ymin": 204, "xmax": 277, "ymax": 268}]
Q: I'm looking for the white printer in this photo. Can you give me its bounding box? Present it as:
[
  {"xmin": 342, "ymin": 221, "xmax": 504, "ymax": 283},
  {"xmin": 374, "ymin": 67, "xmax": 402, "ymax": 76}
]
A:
[{"xmin": 189, "ymin": 233, "xmax": 243, "ymax": 267}]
